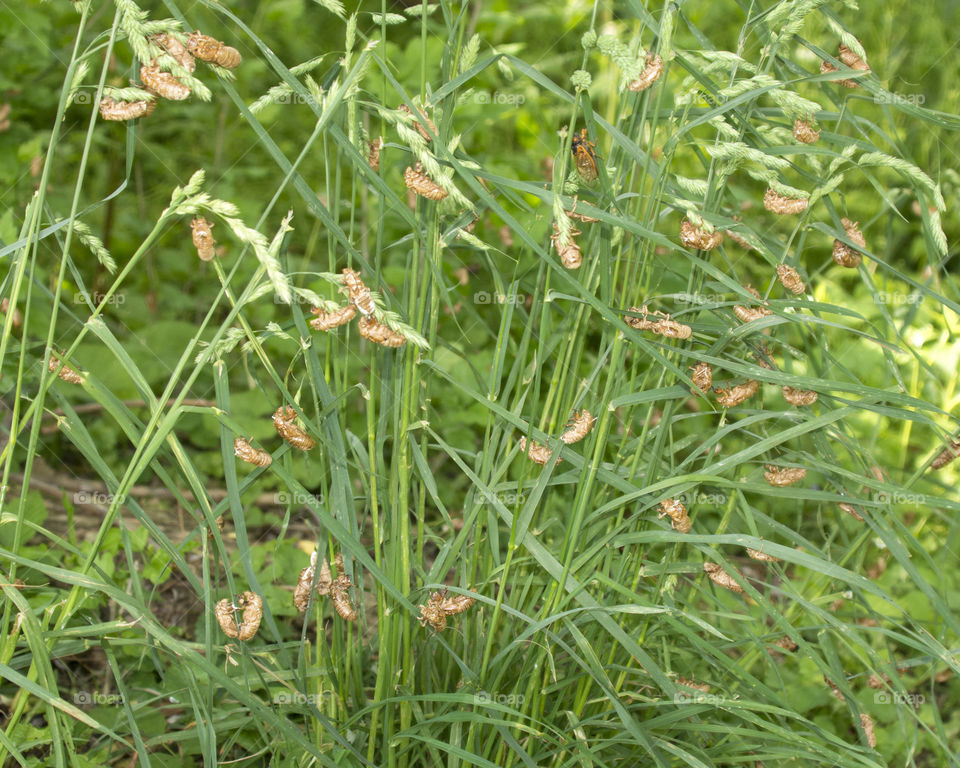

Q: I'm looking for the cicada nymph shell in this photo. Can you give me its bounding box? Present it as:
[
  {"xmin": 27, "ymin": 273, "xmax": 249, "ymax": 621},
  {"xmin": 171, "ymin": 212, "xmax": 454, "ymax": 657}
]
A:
[
  {"xmin": 1, "ymin": 297, "xmax": 22, "ymax": 327},
  {"xmin": 191, "ymin": 216, "xmax": 216, "ymax": 261},
  {"xmin": 330, "ymin": 573, "xmax": 357, "ymax": 621},
  {"xmin": 418, "ymin": 591, "xmax": 447, "ymax": 632},
  {"xmin": 733, "ymin": 304, "xmax": 772, "ymax": 323},
  {"xmin": 838, "ymin": 502, "xmax": 865, "ymax": 522},
  {"xmin": 657, "ymin": 317, "xmax": 692, "ymax": 340},
  {"xmin": 867, "ymin": 673, "xmax": 892, "ymax": 689},
  {"xmin": 215, "ymin": 591, "xmax": 262, "ymax": 641},
  {"xmin": 931, "ymin": 439, "xmax": 960, "ymax": 470},
  {"xmin": 48, "ymin": 351, "xmax": 84, "ymax": 384},
  {"xmin": 551, "ymin": 221, "xmax": 583, "ymax": 269},
  {"xmin": 560, "ymin": 410, "xmax": 595, "ymax": 445},
  {"xmin": 628, "ymin": 52, "xmax": 664, "ymax": 92},
  {"xmin": 715, "ymin": 379, "xmax": 759, "ymax": 407},
  {"xmin": 564, "ymin": 196, "xmax": 599, "ymax": 223},
  {"xmin": 746, "ymin": 547, "xmax": 780, "ymax": 562},
  {"xmin": 763, "ymin": 188, "xmax": 809, "ymax": 215},
  {"xmin": 658, "ymin": 498, "xmax": 692, "ymax": 534},
  {"xmin": 367, "ymin": 136, "xmax": 384, "ymax": 171},
  {"xmin": 860, "ymin": 713, "xmax": 877, "ymax": 748},
  {"xmin": 98, "ymin": 96, "xmax": 157, "ymax": 121},
  {"xmin": 774, "ymin": 635, "xmax": 798, "ymax": 652},
  {"xmin": 293, "ymin": 555, "xmax": 316, "ymax": 612},
  {"xmin": 438, "ymin": 590, "xmax": 476, "ymax": 616},
  {"xmin": 404, "ymin": 163, "xmax": 447, "ymax": 201},
  {"xmin": 833, "ymin": 218, "xmax": 866, "ymax": 267},
  {"xmin": 398, "ymin": 103, "xmax": 437, "ymax": 142},
  {"xmin": 151, "ymin": 33, "xmax": 195, "ymax": 73},
  {"xmin": 519, "ymin": 436, "xmax": 554, "ymax": 466},
  {"xmin": 724, "ymin": 228, "xmax": 753, "ymax": 249},
  {"xmin": 272, "ymin": 405, "xmax": 316, "ymax": 450},
  {"xmin": 625, "ymin": 306, "xmax": 691, "ymax": 340},
  {"xmin": 819, "ymin": 59, "xmax": 860, "ymax": 89},
  {"xmin": 676, "ymin": 677, "xmax": 711, "ymax": 693},
  {"xmin": 340, "ymin": 268, "xmax": 376, "ymax": 316},
  {"xmin": 680, "ymin": 219, "xmax": 723, "ymax": 251},
  {"xmin": 839, "ymin": 44, "xmax": 870, "ymax": 77},
  {"xmin": 309, "ymin": 304, "xmax": 357, "ymax": 331},
  {"xmin": 763, "ymin": 465, "xmax": 807, "ymax": 487},
  {"xmin": 703, "ymin": 562, "xmax": 744, "ymax": 594},
  {"xmin": 187, "ymin": 32, "xmax": 242, "ymax": 68},
  {"xmin": 776, "ymin": 264, "xmax": 806, "ymax": 294},
  {"xmin": 781, "ymin": 386, "xmax": 818, "ymax": 406},
  {"xmin": 358, "ymin": 316, "xmax": 407, "ymax": 348},
  {"xmin": 140, "ymin": 62, "xmax": 191, "ymax": 101},
  {"xmin": 234, "ymin": 437, "xmax": 271, "ymax": 467},
  {"xmin": 793, "ymin": 118, "xmax": 820, "ymax": 144},
  {"xmin": 690, "ymin": 362, "xmax": 713, "ymax": 395}
]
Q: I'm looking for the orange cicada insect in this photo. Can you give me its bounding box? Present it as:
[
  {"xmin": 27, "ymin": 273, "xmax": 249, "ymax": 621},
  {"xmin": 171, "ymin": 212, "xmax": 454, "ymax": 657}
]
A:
[{"xmin": 571, "ymin": 128, "xmax": 599, "ymax": 183}]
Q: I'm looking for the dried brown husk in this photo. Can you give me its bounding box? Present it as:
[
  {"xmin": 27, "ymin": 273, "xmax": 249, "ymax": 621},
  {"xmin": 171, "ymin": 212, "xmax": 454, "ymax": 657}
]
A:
[
  {"xmin": 272, "ymin": 406, "xmax": 316, "ymax": 450},
  {"xmin": 309, "ymin": 304, "xmax": 357, "ymax": 331},
  {"xmin": 437, "ymin": 591, "xmax": 476, "ymax": 616},
  {"xmin": 838, "ymin": 502, "xmax": 865, "ymax": 522},
  {"xmin": 191, "ymin": 216, "xmax": 216, "ymax": 261},
  {"xmin": 187, "ymin": 32, "xmax": 241, "ymax": 68},
  {"xmin": 838, "ymin": 44, "xmax": 869, "ymax": 72},
  {"xmin": 793, "ymin": 119, "xmax": 820, "ymax": 144},
  {"xmin": 764, "ymin": 188, "xmax": 809, "ymax": 215},
  {"xmin": 724, "ymin": 229, "xmax": 753, "ymax": 249},
  {"xmin": 703, "ymin": 562, "xmax": 744, "ymax": 593},
  {"xmin": 782, "ymin": 386, "xmax": 818, "ymax": 406},
  {"xmin": 404, "ymin": 163, "xmax": 447, "ymax": 200},
  {"xmin": 776, "ymin": 264, "xmax": 806, "ymax": 294},
  {"xmin": 819, "ymin": 59, "xmax": 860, "ymax": 89},
  {"xmin": 680, "ymin": 219, "xmax": 723, "ymax": 250},
  {"xmin": 560, "ymin": 410, "xmax": 594, "ymax": 445},
  {"xmin": 151, "ymin": 33, "xmax": 196, "ymax": 73},
  {"xmin": 140, "ymin": 62, "xmax": 190, "ymax": 100},
  {"xmin": 234, "ymin": 437, "xmax": 271, "ymax": 467},
  {"xmin": 733, "ymin": 304, "xmax": 773, "ymax": 323},
  {"xmin": 358, "ymin": 316, "xmax": 407, "ymax": 347},
  {"xmin": 676, "ymin": 676, "xmax": 711, "ymax": 693},
  {"xmin": 519, "ymin": 436, "xmax": 554, "ymax": 466},
  {"xmin": 774, "ymin": 636, "xmax": 798, "ymax": 652},
  {"xmin": 690, "ymin": 362, "xmax": 713, "ymax": 395},
  {"xmin": 330, "ymin": 573, "xmax": 357, "ymax": 621},
  {"xmin": 658, "ymin": 498, "xmax": 692, "ymax": 533},
  {"xmin": 418, "ymin": 592, "xmax": 447, "ymax": 631},
  {"xmin": 398, "ymin": 103, "xmax": 437, "ymax": 141},
  {"xmin": 860, "ymin": 713, "xmax": 877, "ymax": 748},
  {"xmin": 367, "ymin": 137, "xmax": 383, "ymax": 170},
  {"xmin": 832, "ymin": 218, "xmax": 866, "ymax": 267},
  {"xmin": 48, "ymin": 352, "xmax": 83, "ymax": 384},
  {"xmin": 340, "ymin": 268, "xmax": 376, "ymax": 316},
  {"xmin": 715, "ymin": 379, "xmax": 759, "ymax": 407},
  {"xmin": 551, "ymin": 222, "xmax": 583, "ymax": 269},
  {"xmin": 99, "ymin": 96, "xmax": 157, "ymax": 121},
  {"xmin": 628, "ymin": 53, "xmax": 664, "ymax": 92},
  {"xmin": 216, "ymin": 591, "xmax": 262, "ymax": 640},
  {"xmin": 746, "ymin": 548, "xmax": 780, "ymax": 562},
  {"xmin": 930, "ymin": 440, "xmax": 960, "ymax": 469},
  {"xmin": 763, "ymin": 465, "xmax": 807, "ymax": 487}
]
